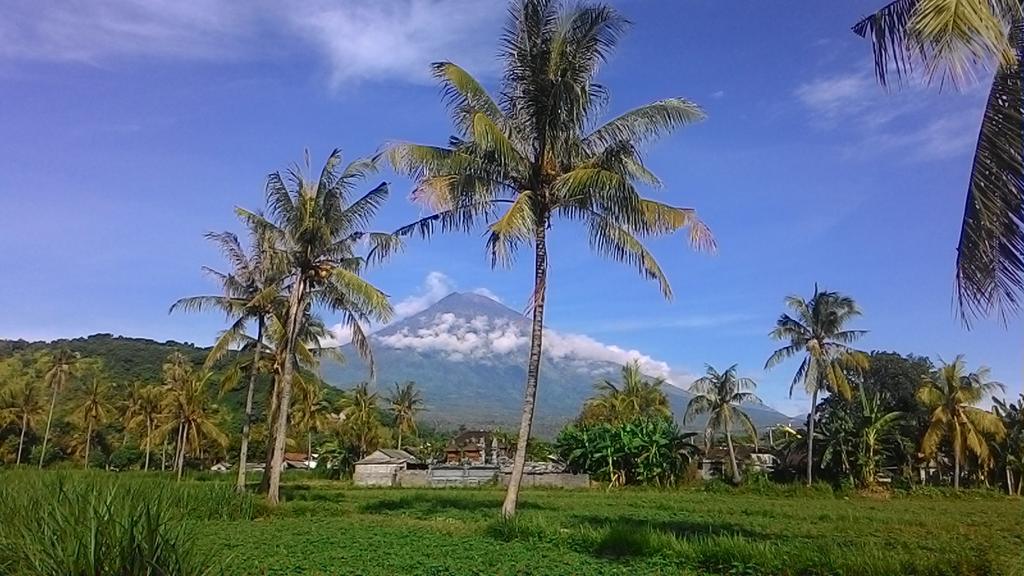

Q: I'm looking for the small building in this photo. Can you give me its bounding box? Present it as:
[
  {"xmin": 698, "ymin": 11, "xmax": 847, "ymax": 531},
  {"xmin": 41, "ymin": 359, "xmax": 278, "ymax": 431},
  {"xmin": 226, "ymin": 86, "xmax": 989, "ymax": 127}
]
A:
[
  {"xmin": 444, "ymin": 429, "xmax": 504, "ymax": 465},
  {"xmin": 283, "ymin": 452, "xmax": 318, "ymax": 470},
  {"xmin": 354, "ymin": 449, "xmax": 420, "ymax": 487},
  {"xmin": 697, "ymin": 446, "xmax": 777, "ymax": 480}
]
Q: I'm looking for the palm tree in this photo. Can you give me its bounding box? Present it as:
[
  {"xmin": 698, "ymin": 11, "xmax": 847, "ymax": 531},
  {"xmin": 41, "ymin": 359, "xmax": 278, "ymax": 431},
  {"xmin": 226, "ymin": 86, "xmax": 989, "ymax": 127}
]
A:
[
  {"xmin": 73, "ymin": 374, "xmax": 112, "ymax": 469},
  {"xmin": 126, "ymin": 385, "xmax": 164, "ymax": 471},
  {"xmin": 121, "ymin": 381, "xmax": 145, "ymax": 447},
  {"xmin": 240, "ymin": 149, "xmax": 395, "ymax": 504},
  {"xmin": 581, "ymin": 361, "xmax": 671, "ymax": 426},
  {"xmin": 1, "ymin": 378, "xmax": 46, "ymax": 465},
  {"xmin": 684, "ymin": 364, "xmax": 761, "ymax": 484},
  {"xmin": 765, "ymin": 286, "xmax": 868, "ymax": 485},
  {"xmin": 291, "ymin": 377, "xmax": 331, "ymax": 464},
  {"xmin": 918, "ymin": 355, "xmax": 1006, "ymax": 489},
  {"xmin": 39, "ymin": 347, "xmax": 78, "ymax": 468},
  {"xmin": 993, "ymin": 394, "xmax": 1024, "ymax": 495},
  {"xmin": 160, "ymin": 363, "xmax": 228, "ymax": 481},
  {"xmin": 339, "ymin": 383, "xmax": 385, "ymax": 459},
  {"xmin": 387, "ymin": 0, "xmax": 714, "ymax": 517},
  {"xmin": 387, "ymin": 381, "xmax": 424, "ymax": 450},
  {"xmin": 852, "ymin": 3, "xmax": 1024, "ymax": 322},
  {"xmin": 172, "ymin": 223, "xmax": 282, "ymax": 492}
]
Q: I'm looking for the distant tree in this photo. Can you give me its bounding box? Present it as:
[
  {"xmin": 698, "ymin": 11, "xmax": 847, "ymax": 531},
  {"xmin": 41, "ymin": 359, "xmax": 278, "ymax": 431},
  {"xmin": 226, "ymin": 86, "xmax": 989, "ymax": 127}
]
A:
[
  {"xmin": 0, "ymin": 374, "xmax": 46, "ymax": 465},
  {"xmin": 853, "ymin": 2, "xmax": 1024, "ymax": 321},
  {"xmin": 684, "ymin": 364, "xmax": 761, "ymax": 484},
  {"xmin": 918, "ymin": 356, "xmax": 1006, "ymax": 489},
  {"xmin": 171, "ymin": 222, "xmax": 282, "ymax": 492},
  {"xmin": 159, "ymin": 354, "xmax": 227, "ymax": 480},
  {"xmin": 993, "ymin": 395, "xmax": 1024, "ymax": 495},
  {"xmin": 240, "ymin": 149, "xmax": 394, "ymax": 504},
  {"xmin": 126, "ymin": 385, "xmax": 163, "ymax": 471},
  {"xmin": 387, "ymin": 381, "xmax": 424, "ymax": 450},
  {"xmin": 39, "ymin": 348, "xmax": 79, "ymax": 468},
  {"xmin": 72, "ymin": 373, "xmax": 112, "ymax": 469},
  {"xmin": 581, "ymin": 361, "xmax": 671, "ymax": 426},
  {"xmin": 765, "ymin": 286, "xmax": 868, "ymax": 485},
  {"xmin": 387, "ymin": 0, "xmax": 713, "ymax": 517},
  {"xmin": 338, "ymin": 383, "xmax": 386, "ymax": 459},
  {"xmin": 291, "ymin": 377, "xmax": 331, "ymax": 463},
  {"xmin": 855, "ymin": 392, "xmax": 905, "ymax": 488}
]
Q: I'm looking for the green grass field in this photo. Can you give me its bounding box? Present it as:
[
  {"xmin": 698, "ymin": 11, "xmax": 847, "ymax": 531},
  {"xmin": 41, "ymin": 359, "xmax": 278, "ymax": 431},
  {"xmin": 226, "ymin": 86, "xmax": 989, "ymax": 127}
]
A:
[
  {"xmin": 193, "ymin": 480, "xmax": 1024, "ymax": 576},
  {"xmin": 2, "ymin": 473, "xmax": 1023, "ymax": 575}
]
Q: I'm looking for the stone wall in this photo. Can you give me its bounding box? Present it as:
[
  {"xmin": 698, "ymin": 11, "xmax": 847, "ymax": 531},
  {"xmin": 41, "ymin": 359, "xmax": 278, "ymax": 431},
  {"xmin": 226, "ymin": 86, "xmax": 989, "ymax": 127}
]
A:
[
  {"xmin": 499, "ymin": 472, "xmax": 590, "ymax": 489},
  {"xmin": 396, "ymin": 469, "xmax": 429, "ymax": 487},
  {"xmin": 353, "ymin": 463, "xmax": 401, "ymax": 487}
]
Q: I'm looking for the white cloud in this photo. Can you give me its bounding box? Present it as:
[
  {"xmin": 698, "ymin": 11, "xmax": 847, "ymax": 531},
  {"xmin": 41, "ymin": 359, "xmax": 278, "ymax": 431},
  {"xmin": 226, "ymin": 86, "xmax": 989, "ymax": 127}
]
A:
[
  {"xmin": 393, "ymin": 271, "xmax": 456, "ymax": 319},
  {"xmin": 287, "ymin": 0, "xmax": 502, "ymax": 86},
  {"xmin": 1, "ymin": 0, "xmax": 502, "ymax": 85},
  {"xmin": 375, "ymin": 310, "xmax": 696, "ymax": 386}
]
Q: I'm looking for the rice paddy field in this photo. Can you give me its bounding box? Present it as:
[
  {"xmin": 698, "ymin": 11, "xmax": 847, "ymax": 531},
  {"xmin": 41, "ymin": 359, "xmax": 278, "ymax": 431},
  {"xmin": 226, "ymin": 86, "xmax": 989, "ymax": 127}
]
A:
[{"xmin": 2, "ymin": 472, "xmax": 1023, "ymax": 576}]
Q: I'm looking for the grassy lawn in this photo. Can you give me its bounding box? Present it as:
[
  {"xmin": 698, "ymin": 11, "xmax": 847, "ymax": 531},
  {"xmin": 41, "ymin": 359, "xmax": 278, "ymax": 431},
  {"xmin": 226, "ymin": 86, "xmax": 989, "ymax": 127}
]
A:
[{"xmin": 191, "ymin": 480, "xmax": 1024, "ymax": 576}]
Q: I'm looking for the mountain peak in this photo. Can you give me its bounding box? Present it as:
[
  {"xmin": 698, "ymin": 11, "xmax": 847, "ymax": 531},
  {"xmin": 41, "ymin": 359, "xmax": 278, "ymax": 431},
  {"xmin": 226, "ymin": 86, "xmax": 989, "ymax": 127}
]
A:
[{"xmin": 375, "ymin": 291, "xmax": 526, "ymax": 338}]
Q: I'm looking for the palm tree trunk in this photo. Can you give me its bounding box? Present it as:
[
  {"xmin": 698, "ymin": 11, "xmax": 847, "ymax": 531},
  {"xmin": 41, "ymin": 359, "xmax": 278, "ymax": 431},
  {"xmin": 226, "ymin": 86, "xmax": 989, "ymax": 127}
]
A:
[
  {"xmin": 268, "ymin": 279, "xmax": 305, "ymax": 505},
  {"xmin": 953, "ymin": 440, "xmax": 961, "ymax": 490},
  {"xmin": 806, "ymin": 387, "xmax": 819, "ymax": 486},
  {"xmin": 84, "ymin": 420, "xmax": 93, "ymax": 470},
  {"xmin": 144, "ymin": 420, "xmax": 152, "ymax": 471},
  {"xmin": 38, "ymin": 385, "xmax": 58, "ymax": 469},
  {"xmin": 397, "ymin": 428, "xmax": 403, "ymax": 451},
  {"xmin": 501, "ymin": 227, "xmax": 548, "ymax": 518},
  {"xmin": 307, "ymin": 431, "xmax": 312, "ymax": 467},
  {"xmin": 258, "ymin": 374, "xmax": 282, "ymax": 494},
  {"xmin": 176, "ymin": 422, "xmax": 188, "ymax": 481},
  {"xmin": 161, "ymin": 437, "xmax": 168, "ymax": 471},
  {"xmin": 173, "ymin": 421, "xmax": 184, "ymax": 472},
  {"xmin": 1007, "ymin": 468, "xmax": 1014, "ymax": 496},
  {"xmin": 726, "ymin": 428, "xmax": 741, "ymax": 484},
  {"xmin": 16, "ymin": 412, "xmax": 28, "ymax": 465},
  {"xmin": 237, "ymin": 319, "xmax": 263, "ymax": 493}
]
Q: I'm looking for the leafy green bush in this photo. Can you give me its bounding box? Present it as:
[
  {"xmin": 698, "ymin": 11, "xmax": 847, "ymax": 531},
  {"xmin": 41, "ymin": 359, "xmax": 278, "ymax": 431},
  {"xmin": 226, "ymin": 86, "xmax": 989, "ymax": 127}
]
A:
[{"xmin": 0, "ymin": 472, "xmax": 257, "ymax": 575}]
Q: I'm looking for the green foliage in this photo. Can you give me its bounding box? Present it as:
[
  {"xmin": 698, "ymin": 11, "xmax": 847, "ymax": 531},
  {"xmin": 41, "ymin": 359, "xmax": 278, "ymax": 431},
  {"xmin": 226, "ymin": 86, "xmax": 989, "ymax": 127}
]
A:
[
  {"xmin": 557, "ymin": 417, "xmax": 698, "ymax": 486},
  {"xmin": 0, "ymin": 472, "xmax": 258, "ymax": 575}
]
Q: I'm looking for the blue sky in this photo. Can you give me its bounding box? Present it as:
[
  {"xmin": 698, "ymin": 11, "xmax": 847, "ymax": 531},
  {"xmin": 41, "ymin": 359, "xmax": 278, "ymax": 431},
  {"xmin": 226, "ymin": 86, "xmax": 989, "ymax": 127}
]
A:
[{"xmin": 0, "ymin": 0, "xmax": 1019, "ymax": 415}]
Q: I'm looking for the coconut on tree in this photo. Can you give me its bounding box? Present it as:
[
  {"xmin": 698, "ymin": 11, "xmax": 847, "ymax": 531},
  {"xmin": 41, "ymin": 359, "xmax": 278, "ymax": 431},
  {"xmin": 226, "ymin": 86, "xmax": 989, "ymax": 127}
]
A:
[{"xmin": 387, "ymin": 0, "xmax": 713, "ymax": 517}]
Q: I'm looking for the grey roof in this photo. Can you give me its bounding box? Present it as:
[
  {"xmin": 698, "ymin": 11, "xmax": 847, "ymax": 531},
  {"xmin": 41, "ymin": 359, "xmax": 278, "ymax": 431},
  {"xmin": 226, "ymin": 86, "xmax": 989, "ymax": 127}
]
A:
[{"xmin": 355, "ymin": 449, "xmax": 419, "ymax": 465}]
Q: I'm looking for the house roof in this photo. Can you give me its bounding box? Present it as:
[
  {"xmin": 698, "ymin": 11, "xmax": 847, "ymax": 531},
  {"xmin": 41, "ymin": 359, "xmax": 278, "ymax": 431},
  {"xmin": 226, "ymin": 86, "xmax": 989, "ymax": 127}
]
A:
[
  {"xmin": 355, "ymin": 449, "xmax": 419, "ymax": 465},
  {"xmin": 284, "ymin": 452, "xmax": 313, "ymax": 462}
]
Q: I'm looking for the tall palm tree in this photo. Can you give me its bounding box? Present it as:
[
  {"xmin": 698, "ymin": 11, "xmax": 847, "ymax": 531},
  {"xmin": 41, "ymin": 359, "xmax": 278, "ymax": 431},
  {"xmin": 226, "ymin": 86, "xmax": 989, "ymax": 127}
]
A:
[
  {"xmin": 39, "ymin": 348, "xmax": 78, "ymax": 468},
  {"xmin": 387, "ymin": 381, "xmax": 424, "ymax": 450},
  {"xmin": 581, "ymin": 360, "xmax": 671, "ymax": 426},
  {"xmin": 240, "ymin": 149, "xmax": 395, "ymax": 504},
  {"xmin": 918, "ymin": 355, "xmax": 1006, "ymax": 489},
  {"xmin": 1, "ymin": 378, "xmax": 46, "ymax": 465},
  {"xmin": 121, "ymin": 381, "xmax": 145, "ymax": 447},
  {"xmin": 765, "ymin": 286, "xmax": 868, "ymax": 485},
  {"xmin": 126, "ymin": 385, "xmax": 164, "ymax": 471},
  {"xmin": 387, "ymin": 0, "xmax": 713, "ymax": 517},
  {"xmin": 73, "ymin": 374, "xmax": 112, "ymax": 469},
  {"xmin": 852, "ymin": 3, "xmax": 1024, "ymax": 322},
  {"xmin": 172, "ymin": 223, "xmax": 282, "ymax": 492},
  {"xmin": 684, "ymin": 364, "xmax": 761, "ymax": 484}
]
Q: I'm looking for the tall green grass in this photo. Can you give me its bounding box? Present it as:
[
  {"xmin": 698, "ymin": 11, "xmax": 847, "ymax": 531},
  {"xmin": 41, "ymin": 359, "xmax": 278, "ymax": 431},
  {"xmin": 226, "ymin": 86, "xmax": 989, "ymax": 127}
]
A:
[{"xmin": 0, "ymin": 472, "xmax": 258, "ymax": 575}]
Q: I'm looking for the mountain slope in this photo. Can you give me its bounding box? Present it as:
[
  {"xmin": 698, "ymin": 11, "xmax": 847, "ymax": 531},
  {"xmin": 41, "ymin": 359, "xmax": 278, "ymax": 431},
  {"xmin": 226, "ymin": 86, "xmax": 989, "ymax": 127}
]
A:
[{"xmin": 321, "ymin": 292, "xmax": 794, "ymax": 437}]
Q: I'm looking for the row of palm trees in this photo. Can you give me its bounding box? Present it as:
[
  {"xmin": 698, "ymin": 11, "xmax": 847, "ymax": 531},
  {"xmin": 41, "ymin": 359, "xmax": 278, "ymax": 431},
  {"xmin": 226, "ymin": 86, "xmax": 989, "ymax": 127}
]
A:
[{"xmin": 178, "ymin": 0, "xmax": 1024, "ymax": 512}]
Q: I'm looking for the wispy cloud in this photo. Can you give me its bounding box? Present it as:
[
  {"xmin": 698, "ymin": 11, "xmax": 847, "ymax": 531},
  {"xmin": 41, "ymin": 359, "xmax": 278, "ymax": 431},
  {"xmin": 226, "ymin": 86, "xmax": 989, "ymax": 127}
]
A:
[
  {"xmin": 1, "ymin": 0, "xmax": 502, "ymax": 85},
  {"xmin": 794, "ymin": 69, "xmax": 985, "ymax": 162}
]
